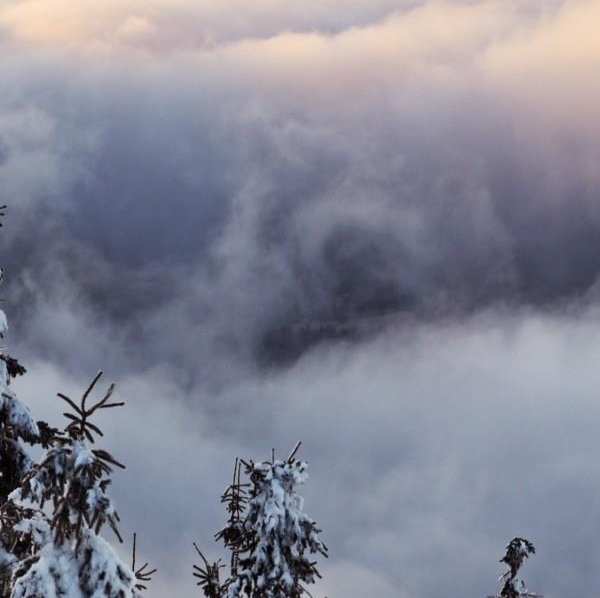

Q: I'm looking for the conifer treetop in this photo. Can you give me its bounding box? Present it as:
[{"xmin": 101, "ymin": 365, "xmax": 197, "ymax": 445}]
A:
[
  {"xmin": 4, "ymin": 373, "xmax": 152, "ymax": 598},
  {"xmin": 10, "ymin": 371, "xmax": 126, "ymax": 547},
  {"xmin": 196, "ymin": 443, "xmax": 328, "ymax": 598},
  {"xmin": 489, "ymin": 537, "xmax": 541, "ymax": 598}
]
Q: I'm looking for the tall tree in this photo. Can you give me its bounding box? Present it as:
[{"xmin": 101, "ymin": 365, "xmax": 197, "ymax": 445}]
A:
[
  {"xmin": 0, "ymin": 205, "xmax": 53, "ymax": 596},
  {"xmin": 195, "ymin": 443, "xmax": 327, "ymax": 598},
  {"xmin": 0, "ymin": 204, "xmax": 47, "ymax": 503}
]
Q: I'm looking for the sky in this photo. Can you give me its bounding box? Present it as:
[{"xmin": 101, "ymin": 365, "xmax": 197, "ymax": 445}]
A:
[{"xmin": 1, "ymin": 0, "xmax": 600, "ymax": 596}]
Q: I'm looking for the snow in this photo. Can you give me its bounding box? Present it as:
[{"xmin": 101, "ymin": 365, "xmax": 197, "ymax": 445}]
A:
[
  {"xmin": 72, "ymin": 442, "xmax": 94, "ymax": 470},
  {"xmin": 77, "ymin": 531, "xmax": 137, "ymax": 598},
  {"xmin": 2, "ymin": 390, "xmax": 40, "ymax": 440},
  {"xmin": 13, "ymin": 511, "xmax": 51, "ymax": 546},
  {"xmin": 0, "ymin": 308, "xmax": 8, "ymax": 336},
  {"xmin": 10, "ymin": 530, "xmax": 137, "ymax": 598}
]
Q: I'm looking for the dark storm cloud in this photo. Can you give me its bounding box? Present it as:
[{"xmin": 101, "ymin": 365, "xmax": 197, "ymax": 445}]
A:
[{"xmin": 2, "ymin": 26, "xmax": 600, "ymax": 375}]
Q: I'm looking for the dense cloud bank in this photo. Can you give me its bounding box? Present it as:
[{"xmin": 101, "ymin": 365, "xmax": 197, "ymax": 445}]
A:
[
  {"xmin": 15, "ymin": 309, "xmax": 600, "ymax": 598},
  {"xmin": 1, "ymin": 0, "xmax": 600, "ymax": 597},
  {"xmin": 1, "ymin": 0, "xmax": 600, "ymax": 375}
]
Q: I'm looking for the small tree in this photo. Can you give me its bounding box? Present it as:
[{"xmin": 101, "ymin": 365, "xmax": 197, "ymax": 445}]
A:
[
  {"xmin": 195, "ymin": 443, "xmax": 328, "ymax": 598},
  {"xmin": 2, "ymin": 372, "xmax": 153, "ymax": 598},
  {"xmin": 489, "ymin": 537, "xmax": 541, "ymax": 598}
]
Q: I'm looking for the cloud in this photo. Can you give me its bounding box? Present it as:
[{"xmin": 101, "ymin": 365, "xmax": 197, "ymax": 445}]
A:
[
  {"xmin": 0, "ymin": 0, "xmax": 418, "ymax": 52},
  {"xmin": 14, "ymin": 307, "xmax": 600, "ymax": 598},
  {"xmin": 0, "ymin": 0, "xmax": 599, "ymax": 371},
  {"xmin": 1, "ymin": 2, "xmax": 600, "ymax": 597}
]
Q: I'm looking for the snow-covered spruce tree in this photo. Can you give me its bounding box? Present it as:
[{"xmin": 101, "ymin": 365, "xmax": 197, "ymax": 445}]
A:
[
  {"xmin": 194, "ymin": 443, "xmax": 328, "ymax": 598},
  {"xmin": 489, "ymin": 537, "xmax": 541, "ymax": 598},
  {"xmin": 2, "ymin": 371, "xmax": 152, "ymax": 598},
  {"xmin": 0, "ymin": 203, "xmax": 49, "ymax": 502},
  {"xmin": 0, "ymin": 205, "xmax": 55, "ymax": 596}
]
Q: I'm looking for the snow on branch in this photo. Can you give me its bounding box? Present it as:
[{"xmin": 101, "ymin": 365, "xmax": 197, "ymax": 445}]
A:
[{"xmin": 195, "ymin": 443, "xmax": 328, "ymax": 598}]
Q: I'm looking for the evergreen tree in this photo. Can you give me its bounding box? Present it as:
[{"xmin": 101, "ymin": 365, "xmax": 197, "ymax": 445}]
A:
[
  {"xmin": 0, "ymin": 205, "xmax": 53, "ymax": 595},
  {"xmin": 195, "ymin": 443, "xmax": 327, "ymax": 598},
  {"xmin": 489, "ymin": 537, "xmax": 541, "ymax": 598},
  {"xmin": 0, "ymin": 204, "xmax": 44, "ymax": 502},
  {"xmin": 1, "ymin": 372, "xmax": 152, "ymax": 598}
]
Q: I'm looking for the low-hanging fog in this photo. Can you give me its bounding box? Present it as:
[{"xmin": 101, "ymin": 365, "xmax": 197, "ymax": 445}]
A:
[{"xmin": 1, "ymin": 0, "xmax": 600, "ymax": 596}]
